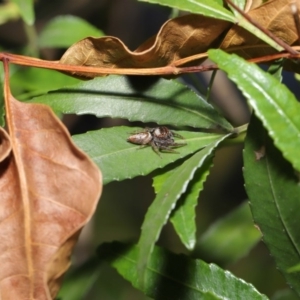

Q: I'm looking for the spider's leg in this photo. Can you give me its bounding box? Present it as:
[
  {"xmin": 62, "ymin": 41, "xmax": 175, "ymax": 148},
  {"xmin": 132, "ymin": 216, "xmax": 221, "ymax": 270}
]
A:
[
  {"xmin": 170, "ymin": 142, "xmax": 186, "ymax": 148},
  {"xmin": 171, "ymin": 131, "xmax": 185, "ymax": 140},
  {"xmin": 150, "ymin": 141, "xmax": 162, "ymax": 158},
  {"xmin": 158, "ymin": 145, "xmax": 179, "ymax": 154}
]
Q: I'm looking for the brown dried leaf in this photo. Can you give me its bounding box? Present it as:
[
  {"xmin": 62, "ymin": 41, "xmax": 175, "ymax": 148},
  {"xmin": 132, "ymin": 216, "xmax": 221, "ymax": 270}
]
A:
[
  {"xmin": 221, "ymin": 0, "xmax": 300, "ymax": 58},
  {"xmin": 0, "ymin": 96, "xmax": 102, "ymax": 299},
  {"xmin": 0, "ymin": 128, "xmax": 11, "ymax": 162},
  {"xmin": 60, "ymin": 14, "xmax": 231, "ymax": 78},
  {"xmin": 59, "ymin": 0, "xmax": 300, "ymax": 78},
  {"xmin": 244, "ymin": 0, "xmax": 264, "ymax": 12}
]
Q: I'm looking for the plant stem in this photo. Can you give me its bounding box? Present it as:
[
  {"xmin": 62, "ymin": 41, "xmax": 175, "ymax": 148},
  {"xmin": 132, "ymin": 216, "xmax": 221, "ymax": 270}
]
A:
[
  {"xmin": 23, "ymin": 22, "xmax": 39, "ymax": 57},
  {"xmin": 0, "ymin": 49, "xmax": 299, "ymax": 77},
  {"xmin": 206, "ymin": 69, "xmax": 217, "ymax": 103},
  {"xmin": 234, "ymin": 123, "xmax": 248, "ymax": 135},
  {"xmin": 223, "ymin": 123, "xmax": 248, "ymax": 146}
]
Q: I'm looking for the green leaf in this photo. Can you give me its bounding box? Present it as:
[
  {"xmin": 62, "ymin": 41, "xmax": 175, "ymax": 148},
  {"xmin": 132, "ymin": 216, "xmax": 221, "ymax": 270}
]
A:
[
  {"xmin": 244, "ymin": 115, "xmax": 300, "ymax": 295},
  {"xmin": 153, "ymin": 158, "xmax": 213, "ymax": 250},
  {"xmin": 137, "ymin": 134, "xmax": 231, "ymax": 286},
  {"xmin": 32, "ymin": 76, "xmax": 233, "ymax": 131},
  {"xmin": 0, "ymin": 2, "xmax": 20, "ymax": 25},
  {"xmin": 57, "ymin": 257, "xmax": 100, "ymax": 300},
  {"xmin": 11, "ymin": 0, "xmax": 34, "ymax": 25},
  {"xmin": 209, "ymin": 49, "xmax": 300, "ymax": 172},
  {"xmin": 72, "ymin": 126, "xmax": 225, "ymax": 184},
  {"xmin": 267, "ymin": 59, "xmax": 284, "ymax": 82},
  {"xmin": 171, "ymin": 159, "xmax": 213, "ymax": 250},
  {"xmin": 38, "ymin": 15, "xmax": 104, "ymax": 48},
  {"xmin": 272, "ymin": 289, "xmax": 299, "ymax": 300},
  {"xmin": 193, "ymin": 202, "xmax": 261, "ymax": 264},
  {"xmin": 230, "ymin": 0, "xmax": 246, "ymax": 10},
  {"xmin": 10, "ymin": 68, "xmax": 80, "ymax": 100},
  {"xmin": 224, "ymin": 1, "xmax": 283, "ymax": 52},
  {"xmin": 287, "ymin": 263, "xmax": 300, "ymax": 273},
  {"xmin": 152, "ymin": 169, "xmax": 172, "ymax": 194},
  {"xmin": 236, "ymin": 19, "xmax": 283, "ymax": 52},
  {"xmin": 139, "ymin": 1, "xmax": 281, "ymax": 52},
  {"xmin": 139, "ymin": 0, "xmax": 235, "ymax": 22},
  {"xmin": 98, "ymin": 242, "xmax": 268, "ymax": 300}
]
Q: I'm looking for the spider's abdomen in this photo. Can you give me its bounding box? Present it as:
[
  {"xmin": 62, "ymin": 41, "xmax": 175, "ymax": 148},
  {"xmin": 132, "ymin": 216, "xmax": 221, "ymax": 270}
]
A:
[{"xmin": 127, "ymin": 132, "xmax": 152, "ymax": 145}]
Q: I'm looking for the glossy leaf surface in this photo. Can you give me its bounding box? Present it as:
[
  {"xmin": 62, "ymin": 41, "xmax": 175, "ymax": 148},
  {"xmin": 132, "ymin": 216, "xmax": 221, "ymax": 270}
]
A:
[
  {"xmin": 170, "ymin": 159, "xmax": 212, "ymax": 250},
  {"xmin": 153, "ymin": 158, "xmax": 213, "ymax": 250},
  {"xmin": 137, "ymin": 134, "xmax": 231, "ymax": 286},
  {"xmin": 73, "ymin": 126, "xmax": 225, "ymax": 184},
  {"xmin": 138, "ymin": 0, "xmax": 235, "ymax": 22},
  {"xmin": 209, "ymin": 49, "xmax": 300, "ymax": 172},
  {"xmin": 32, "ymin": 76, "xmax": 232, "ymax": 131},
  {"xmin": 230, "ymin": 0, "xmax": 246, "ymax": 10},
  {"xmin": 98, "ymin": 242, "xmax": 268, "ymax": 300},
  {"xmin": 244, "ymin": 115, "xmax": 300, "ymax": 295}
]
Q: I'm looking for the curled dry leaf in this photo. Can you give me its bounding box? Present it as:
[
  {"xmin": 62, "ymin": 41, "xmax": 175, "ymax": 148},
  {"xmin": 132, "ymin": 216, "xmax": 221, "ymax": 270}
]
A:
[
  {"xmin": 0, "ymin": 96, "xmax": 102, "ymax": 299},
  {"xmin": 221, "ymin": 0, "xmax": 300, "ymax": 57},
  {"xmin": 244, "ymin": 0, "xmax": 264, "ymax": 12},
  {"xmin": 60, "ymin": 14, "xmax": 231, "ymax": 78},
  {"xmin": 59, "ymin": 0, "xmax": 300, "ymax": 78},
  {"xmin": 0, "ymin": 128, "xmax": 11, "ymax": 162}
]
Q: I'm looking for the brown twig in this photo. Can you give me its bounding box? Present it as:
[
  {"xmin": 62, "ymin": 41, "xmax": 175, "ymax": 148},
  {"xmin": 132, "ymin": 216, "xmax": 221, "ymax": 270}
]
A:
[
  {"xmin": 172, "ymin": 53, "xmax": 208, "ymax": 67},
  {"xmin": 0, "ymin": 52, "xmax": 218, "ymax": 76},
  {"xmin": 172, "ymin": 44, "xmax": 300, "ymax": 68},
  {"xmin": 0, "ymin": 50, "xmax": 300, "ymax": 78},
  {"xmin": 248, "ymin": 50, "xmax": 300, "ymax": 63},
  {"xmin": 225, "ymin": 0, "xmax": 299, "ymax": 55},
  {"xmin": 0, "ymin": 53, "xmax": 174, "ymax": 76}
]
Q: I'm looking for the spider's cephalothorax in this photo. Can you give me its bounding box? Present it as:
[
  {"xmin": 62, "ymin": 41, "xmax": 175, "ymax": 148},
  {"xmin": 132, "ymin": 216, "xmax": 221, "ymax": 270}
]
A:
[{"xmin": 127, "ymin": 126, "xmax": 186, "ymax": 157}]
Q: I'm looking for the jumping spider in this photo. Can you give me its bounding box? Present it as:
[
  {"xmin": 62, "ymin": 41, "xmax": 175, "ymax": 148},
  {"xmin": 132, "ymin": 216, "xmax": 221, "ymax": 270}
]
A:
[{"xmin": 127, "ymin": 126, "xmax": 186, "ymax": 157}]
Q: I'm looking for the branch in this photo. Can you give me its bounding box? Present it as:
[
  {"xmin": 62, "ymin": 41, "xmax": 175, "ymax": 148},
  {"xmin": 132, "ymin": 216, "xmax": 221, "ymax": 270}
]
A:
[{"xmin": 0, "ymin": 50, "xmax": 299, "ymax": 78}]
